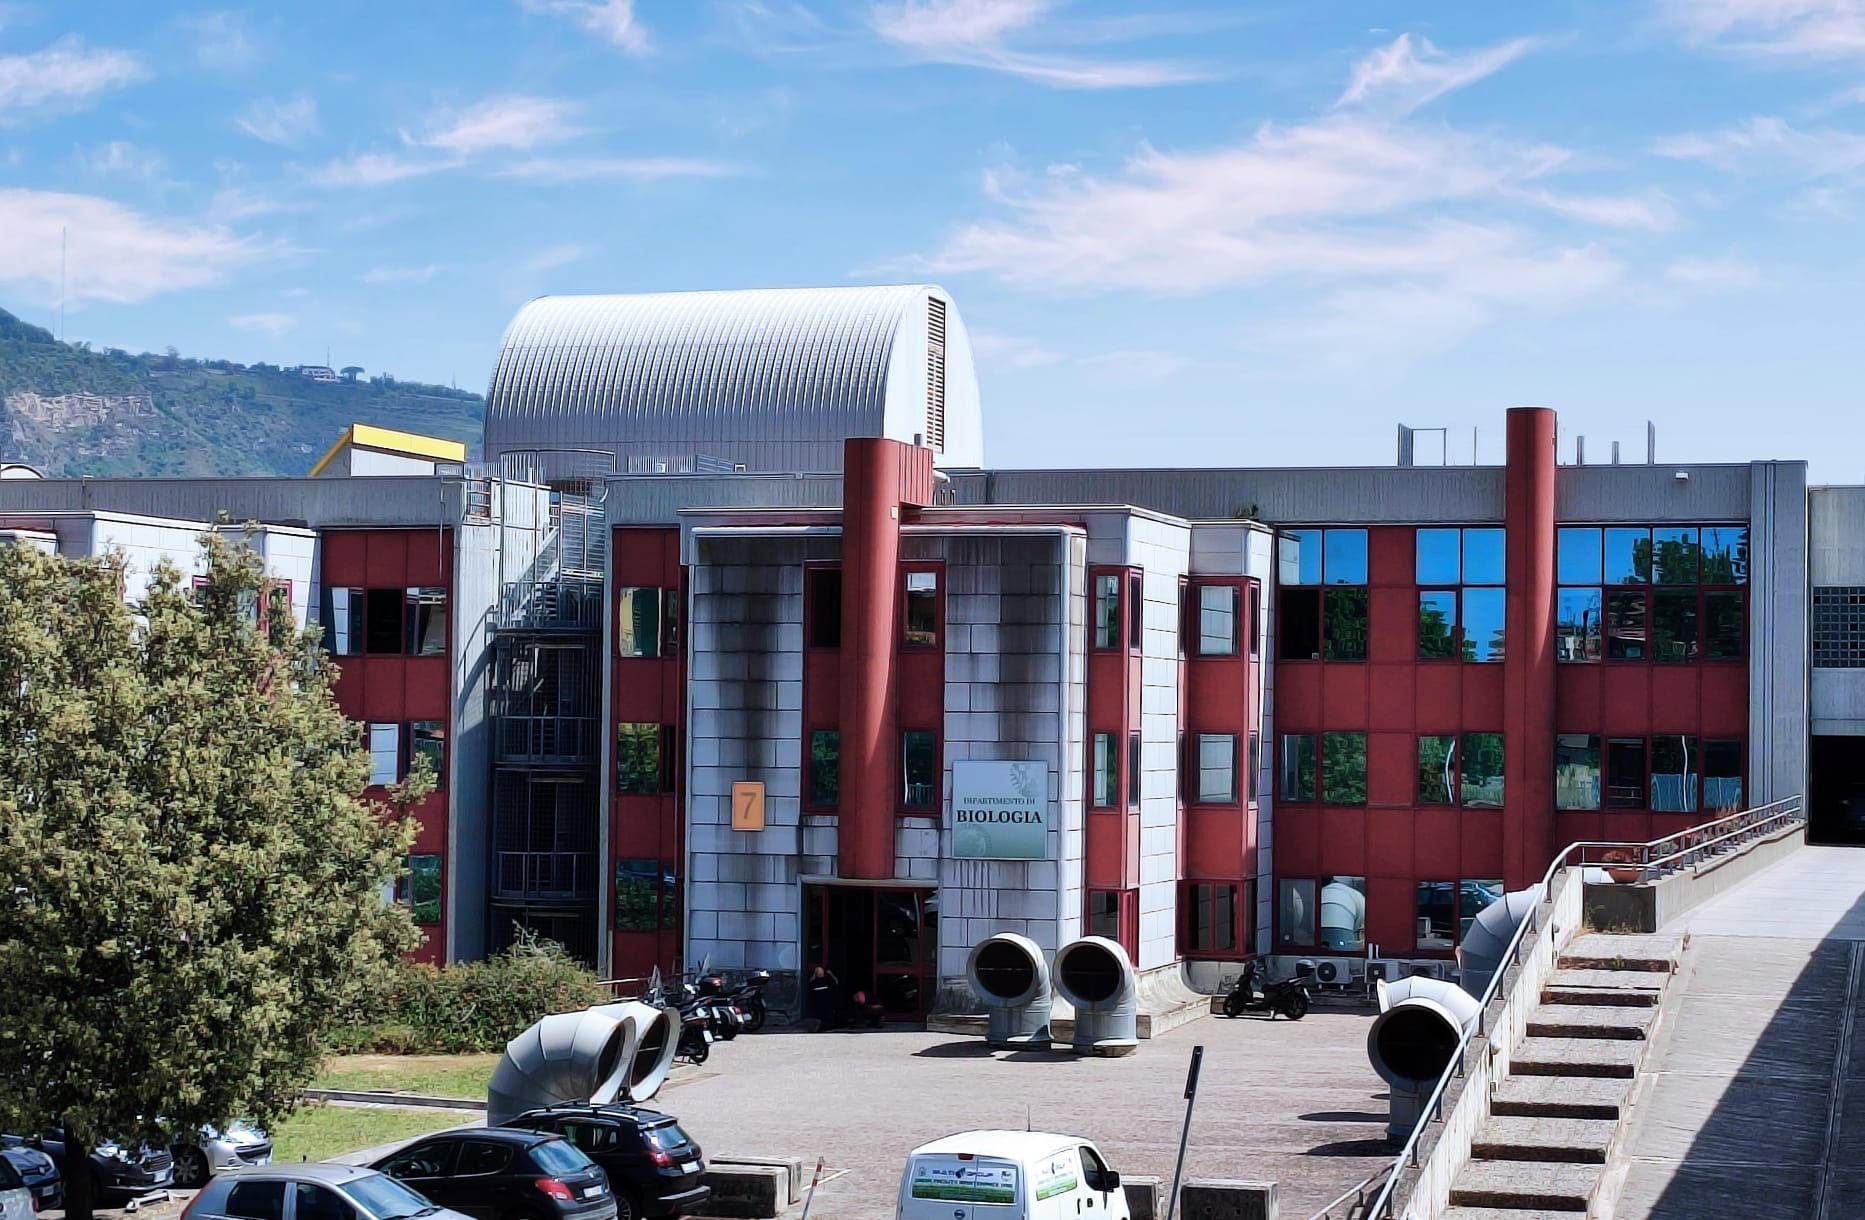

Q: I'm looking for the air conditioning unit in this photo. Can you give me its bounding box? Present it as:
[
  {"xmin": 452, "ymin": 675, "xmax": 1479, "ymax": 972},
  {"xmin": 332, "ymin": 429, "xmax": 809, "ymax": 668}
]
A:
[
  {"xmin": 1405, "ymin": 960, "xmax": 1446, "ymax": 981},
  {"xmin": 1366, "ymin": 960, "xmax": 1402, "ymax": 987},
  {"xmin": 1312, "ymin": 957, "xmax": 1361, "ymax": 987}
]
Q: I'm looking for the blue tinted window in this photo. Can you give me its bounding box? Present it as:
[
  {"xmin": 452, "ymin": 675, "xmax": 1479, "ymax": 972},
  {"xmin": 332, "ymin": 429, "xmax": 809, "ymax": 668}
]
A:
[
  {"xmin": 1463, "ymin": 529, "xmax": 1505, "ymax": 585},
  {"xmin": 1605, "ymin": 528, "xmax": 1650, "ymax": 584},
  {"xmin": 1462, "ymin": 588, "xmax": 1505, "ymax": 662},
  {"xmin": 1701, "ymin": 527, "xmax": 1748, "ymax": 584},
  {"xmin": 1281, "ymin": 530, "xmax": 1321, "ymax": 586},
  {"xmin": 1652, "ymin": 527, "xmax": 1700, "ymax": 584},
  {"xmin": 1556, "ymin": 527, "xmax": 1602, "ymax": 585},
  {"xmin": 1415, "ymin": 529, "xmax": 1460, "ymax": 585},
  {"xmin": 1324, "ymin": 529, "xmax": 1368, "ymax": 584}
]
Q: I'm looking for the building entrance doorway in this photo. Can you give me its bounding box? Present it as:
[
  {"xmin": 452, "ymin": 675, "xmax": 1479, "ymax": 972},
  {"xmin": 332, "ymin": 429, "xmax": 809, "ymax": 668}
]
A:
[
  {"xmin": 1810, "ymin": 736, "xmax": 1865, "ymax": 845},
  {"xmin": 803, "ymin": 884, "xmax": 938, "ymax": 1021}
]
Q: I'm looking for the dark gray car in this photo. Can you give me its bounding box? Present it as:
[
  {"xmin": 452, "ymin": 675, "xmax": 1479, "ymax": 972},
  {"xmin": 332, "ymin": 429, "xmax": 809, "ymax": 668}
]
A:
[{"xmin": 186, "ymin": 1163, "xmax": 472, "ymax": 1220}]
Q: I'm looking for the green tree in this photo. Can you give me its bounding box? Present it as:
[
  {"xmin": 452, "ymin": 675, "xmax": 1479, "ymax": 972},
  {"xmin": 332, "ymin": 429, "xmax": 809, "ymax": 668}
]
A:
[{"xmin": 0, "ymin": 533, "xmax": 429, "ymax": 1220}]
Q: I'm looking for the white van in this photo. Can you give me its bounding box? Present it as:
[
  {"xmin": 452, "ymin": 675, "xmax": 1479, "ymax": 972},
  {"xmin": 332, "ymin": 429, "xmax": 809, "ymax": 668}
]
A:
[{"xmin": 897, "ymin": 1131, "xmax": 1131, "ymax": 1220}]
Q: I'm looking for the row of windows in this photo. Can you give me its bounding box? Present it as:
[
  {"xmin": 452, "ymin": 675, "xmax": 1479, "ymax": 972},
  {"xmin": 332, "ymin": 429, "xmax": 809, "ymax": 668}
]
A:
[
  {"xmin": 1555, "ymin": 734, "xmax": 1744, "ymax": 813},
  {"xmin": 805, "ymin": 728, "xmax": 940, "ymax": 812},
  {"xmin": 1277, "ymin": 875, "xmax": 1503, "ymax": 953},
  {"xmin": 1086, "ymin": 730, "xmax": 1263, "ymax": 808},
  {"xmin": 1182, "ymin": 878, "xmax": 1257, "ymax": 955},
  {"xmin": 805, "ymin": 566, "xmax": 942, "ymax": 650},
  {"xmin": 366, "ymin": 720, "xmax": 446, "ymax": 787},
  {"xmin": 1090, "ymin": 574, "xmax": 1263, "ymax": 658},
  {"xmin": 324, "ymin": 586, "xmax": 447, "ymax": 657},
  {"xmin": 1554, "ymin": 587, "xmax": 1743, "ymax": 663},
  {"xmin": 1556, "ymin": 526, "xmax": 1747, "ymax": 587}
]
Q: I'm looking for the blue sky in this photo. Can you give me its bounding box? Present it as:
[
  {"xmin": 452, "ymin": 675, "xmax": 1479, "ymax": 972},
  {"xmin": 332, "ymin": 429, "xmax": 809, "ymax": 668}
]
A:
[{"xmin": 3, "ymin": 0, "xmax": 1864, "ymax": 479}]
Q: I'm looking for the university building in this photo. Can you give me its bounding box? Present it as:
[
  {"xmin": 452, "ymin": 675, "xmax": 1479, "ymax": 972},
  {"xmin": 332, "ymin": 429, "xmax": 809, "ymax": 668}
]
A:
[{"xmin": 3, "ymin": 284, "xmax": 1860, "ymax": 1018}]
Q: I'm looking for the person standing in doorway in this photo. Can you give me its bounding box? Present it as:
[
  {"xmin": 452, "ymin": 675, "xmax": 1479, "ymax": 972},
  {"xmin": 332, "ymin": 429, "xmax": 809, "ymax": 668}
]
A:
[{"xmin": 806, "ymin": 963, "xmax": 838, "ymax": 1031}]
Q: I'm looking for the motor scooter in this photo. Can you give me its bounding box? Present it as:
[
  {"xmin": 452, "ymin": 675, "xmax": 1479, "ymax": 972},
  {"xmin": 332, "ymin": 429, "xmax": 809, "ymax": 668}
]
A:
[{"xmin": 1220, "ymin": 959, "xmax": 1313, "ymax": 1021}]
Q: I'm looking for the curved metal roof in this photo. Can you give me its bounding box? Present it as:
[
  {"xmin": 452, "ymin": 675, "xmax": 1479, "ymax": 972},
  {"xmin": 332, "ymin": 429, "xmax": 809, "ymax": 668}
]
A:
[{"xmin": 483, "ymin": 285, "xmax": 956, "ymax": 471}]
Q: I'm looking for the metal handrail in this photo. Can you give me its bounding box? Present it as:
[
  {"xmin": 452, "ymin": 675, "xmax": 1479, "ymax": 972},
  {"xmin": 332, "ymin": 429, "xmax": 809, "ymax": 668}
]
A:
[
  {"xmin": 1305, "ymin": 1164, "xmax": 1396, "ymax": 1220},
  {"xmin": 1362, "ymin": 795, "xmax": 1805, "ymax": 1218}
]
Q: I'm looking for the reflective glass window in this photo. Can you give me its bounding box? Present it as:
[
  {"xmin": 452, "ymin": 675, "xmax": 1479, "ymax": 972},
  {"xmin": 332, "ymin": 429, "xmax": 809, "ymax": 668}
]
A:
[
  {"xmin": 1463, "ymin": 529, "xmax": 1506, "ymax": 585},
  {"xmin": 1279, "ymin": 879, "xmax": 1316, "ymax": 947},
  {"xmin": 1415, "ymin": 528, "xmax": 1461, "ymax": 585},
  {"xmin": 1416, "ymin": 881, "xmax": 1456, "ymax": 951},
  {"xmin": 1418, "ymin": 591, "xmax": 1458, "ymax": 659},
  {"xmin": 1418, "ymin": 735, "xmax": 1456, "ymax": 805},
  {"xmin": 1321, "ymin": 732, "xmax": 1366, "ymax": 805},
  {"xmin": 1652, "ymin": 527, "xmax": 1701, "ymax": 584},
  {"xmin": 809, "ymin": 729, "xmax": 840, "ymax": 808},
  {"xmin": 1320, "ymin": 875, "xmax": 1367, "ymax": 953},
  {"xmin": 1197, "ymin": 585, "xmax": 1238, "ymax": 656},
  {"xmin": 1557, "ymin": 527, "xmax": 1603, "ymax": 584},
  {"xmin": 1281, "ymin": 529, "xmax": 1322, "ymax": 586},
  {"xmin": 1706, "ymin": 590, "xmax": 1745, "ymax": 660},
  {"xmin": 1607, "ymin": 739, "xmax": 1646, "ymax": 808},
  {"xmin": 1094, "ymin": 574, "xmax": 1120, "ymax": 648},
  {"xmin": 1324, "ymin": 587, "xmax": 1369, "ymax": 661},
  {"xmin": 1653, "ymin": 589, "xmax": 1699, "ymax": 663},
  {"xmin": 1605, "ymin": 527, "xmax": 1651, "ymax": 584},
  {"xmin": 1651, "ymin": 735, "xmax": 1701, "ymax": 813},
  {"xmin": 1461, "ymin": 732, "xmax": 1505, "ymax": 807},
  {"xmin": 1557, "ymin": 588, "xmax": 1603, "ymax": 662},
  {"xmin": 1324, "ymin": 529, "xmax": 1368, "ymax": 584},
  {"xmin": 1281, "ymin": 734, "xmax": 1316, "ymax": 802},
  {"xmin": 1608, "ymin": 591, "xmax": 1648, "ymax": 659},
  {"xmin": 1462, "ymin": 587, "xmax": 1505, "ymax": 662},
  {"xmin": 1705, "ymin": 739, "xmax": 1744, "ymax": 813},
  {"xmin": 1555, "ymin": 733, "xmax": 1601, "ymax": 810},
  {"xmin": 1091, "ymin": 732, "xmax": 1117, "ymax": 808},
  {"xmin": 1196, "ymin": 734, "xmax": 1236, "ymax": 804},
  {"xmin": 1701, "ymin": 527, "xmax": 1748, "ymax": 584}
]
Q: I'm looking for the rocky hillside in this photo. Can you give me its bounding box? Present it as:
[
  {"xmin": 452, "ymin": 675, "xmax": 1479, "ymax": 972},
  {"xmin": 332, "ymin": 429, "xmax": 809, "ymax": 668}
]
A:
[{"xmin": 0, "ymin": 307, "xmax": 483, "ymax": 478}]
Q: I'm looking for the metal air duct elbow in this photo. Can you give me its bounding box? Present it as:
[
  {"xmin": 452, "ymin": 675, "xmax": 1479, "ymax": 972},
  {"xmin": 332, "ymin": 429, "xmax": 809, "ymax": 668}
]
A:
[
  {"xmin": 966, "ymin": 932, "xmax": 1053, "ymax": 1049},
  {"xmin": 486, "ymin": 1000, "xmax": 680, "ymax": 1127},
  {"xmin": 1457, "ymin": 886, "xmax": 1542, "ymax": 1000},
  {"xmin": 1367, "ymin": 977, "xmax": 1485, "ymax": 1142},
  {"xmin": 1053, "ymin": 936, "xmax": 1138, "ymax": 1057}
]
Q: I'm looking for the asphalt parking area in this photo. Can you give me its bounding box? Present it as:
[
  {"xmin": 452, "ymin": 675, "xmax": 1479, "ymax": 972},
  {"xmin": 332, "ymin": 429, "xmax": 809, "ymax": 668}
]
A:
[{"xmin": 658, "ymin": 1008, "xmax": 1392, "ymax": 1218}]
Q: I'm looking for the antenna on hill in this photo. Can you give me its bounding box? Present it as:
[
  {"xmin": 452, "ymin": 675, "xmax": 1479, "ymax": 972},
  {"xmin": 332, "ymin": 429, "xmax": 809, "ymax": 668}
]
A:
[{"xmin": 59, "ymin": 226, "xmax": 67, "ymax": 343}]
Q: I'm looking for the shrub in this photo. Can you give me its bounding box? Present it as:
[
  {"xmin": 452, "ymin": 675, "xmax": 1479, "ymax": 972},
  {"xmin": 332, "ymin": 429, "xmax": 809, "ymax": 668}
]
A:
[{"xmin": 331, "ymin": 934, "xmax": 610, "ymax": 1054}]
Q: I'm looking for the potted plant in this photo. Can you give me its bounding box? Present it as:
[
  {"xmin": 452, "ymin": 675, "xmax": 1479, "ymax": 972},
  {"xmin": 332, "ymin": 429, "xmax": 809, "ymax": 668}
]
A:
[{"xmin": 1600, "ymin": 847, "xmax": 1644, "ymax": 885}]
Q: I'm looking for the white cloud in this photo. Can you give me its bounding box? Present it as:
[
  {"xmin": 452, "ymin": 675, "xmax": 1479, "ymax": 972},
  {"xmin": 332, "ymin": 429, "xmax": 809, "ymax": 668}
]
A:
[
  {"xmin": 498, "ymin": 154, "xmax": 739, "ymax": 181},
  {"xmin": 1665, "ymin": 254, "xmax": 1763, "ymax": 290},
  {"xmin": 183, "ymin": 10, "xmax": 260, "ymax": 71},
  {"xmin": 362, "ymin": 264, "xmax": 446, "ymax": 285},
  {"xmin": 312, "ymin": 151, "xmax": 456, "ymax": 187},
  {"xmin": 229, "ymin": 312, "xmax": 295, "ymax": 338},
  {"xmin": 1656, "ymin": 115, "xmax": 1865, "ymax": 177},
  {"xmin": 904, "ymin": 36, "xmax": 1651, "ymax": 355},
  {"xmin": 0, "ymin": 37, "xmax": 147, "ymax": 124},
  {"xmin": 871, "ymin": 0, "xmax": 1208, "ymax": 88},
  {"xmin": 208, "ymin": 187, "xmax": 292, "ymax": 221},
  {"xmin": 0, "ymin": 189, "xmax": 276, "ymax": 306},
  {"xmin": 412, "ymin": 95, "xmax": 579, "ymax": 156},
  {"xmin": 1661, "ymin": 0, "xmax": 1865, "ymax": 59},
  {"xmin": 968, "ymin": 327, "xmax": 1062, "ymax": 368},
  {"xmin": 237, "ymin": 93, "xmax": 319, "ymax": 146},
  {"xmin": 1336, "ymin": 33, "xmax": 1538, "ymax": 114},
  {"xmin": 519, "ymin": 0, "xmax": 651, "ymax": 54},
  {"xmin": 74, "ymin": 140, "xmax": 167, "ymax": 181},
  {"xmin": 1080, "ymin": 348, "xmax": 1189, "ymax": 383},
  {"xmin": 522, "ymin": 242, "xmax": 594, "ymax": 272}
]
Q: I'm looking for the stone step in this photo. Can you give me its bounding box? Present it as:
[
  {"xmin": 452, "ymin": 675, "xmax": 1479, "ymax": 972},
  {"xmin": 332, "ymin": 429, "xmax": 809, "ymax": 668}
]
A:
[
  {"xmin": 1491, "ymin": 1074, "xmax": 1633, "ymax": 1120},
  {"xmin": 1526, "ymin": 1003, "xmax": 1656, "ymax": 1040},
  {"xmin": 1557, "ymin": 932, "xmax": 1683, "ymax": 974},
  {"xmin": 1443, "ymin": 1209, "xmax": 1596, "ymax": 1220},
  {"xmin": 1511, "ymin": 1036, "xmax": 1644, "ymax": 1078},
  {"xmin": 1471, "ymin": 1115, "xmax": 1618, "ymax": 1163},
  {"xmin": 1542, "ymin": 968, "xmax": 1666, "ymax": 1007},
  {"xmin": 1450, "ymin": 1161, "xmax": 1598, "ymax": 1212}
]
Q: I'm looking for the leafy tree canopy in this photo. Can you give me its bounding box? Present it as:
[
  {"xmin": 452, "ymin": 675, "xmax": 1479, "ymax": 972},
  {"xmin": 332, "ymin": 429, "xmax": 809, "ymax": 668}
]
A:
[{"xmin": 0, "ymin": 532, "xmax": 428, "ymax": 1219}]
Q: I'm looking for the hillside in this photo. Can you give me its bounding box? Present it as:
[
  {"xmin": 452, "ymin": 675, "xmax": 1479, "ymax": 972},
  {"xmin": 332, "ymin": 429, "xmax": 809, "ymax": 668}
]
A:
[{"xmin": 0, "ymin": 307, "xmax": 483, "ymax": 478}]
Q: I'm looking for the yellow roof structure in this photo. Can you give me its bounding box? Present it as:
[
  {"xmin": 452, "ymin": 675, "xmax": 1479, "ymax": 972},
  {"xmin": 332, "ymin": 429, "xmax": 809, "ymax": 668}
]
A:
[{"xmin": 308, "ymin": 423, "xmax": 469, "ymax": 477}]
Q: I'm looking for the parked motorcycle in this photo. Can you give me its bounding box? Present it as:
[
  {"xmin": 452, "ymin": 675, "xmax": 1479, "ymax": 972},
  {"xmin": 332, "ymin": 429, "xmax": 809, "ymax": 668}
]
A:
[
  {"xmin": 1220, "ymin": 959, "xmax": 1314, "ymax": 1021},
  {"xmin": 696, "ymin": 969, "xmax": 768, "ymax": 1035},
  {"xmin": 645, "ymin": 972, "xmax": 717, "ymax": 1064}
]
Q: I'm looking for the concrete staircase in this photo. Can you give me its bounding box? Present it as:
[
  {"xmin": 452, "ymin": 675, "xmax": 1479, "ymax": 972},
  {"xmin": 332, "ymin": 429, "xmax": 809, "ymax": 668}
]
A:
[{"xmin": 1441, "ymin": 933, "xmax": 1681, "ymax": 1218}]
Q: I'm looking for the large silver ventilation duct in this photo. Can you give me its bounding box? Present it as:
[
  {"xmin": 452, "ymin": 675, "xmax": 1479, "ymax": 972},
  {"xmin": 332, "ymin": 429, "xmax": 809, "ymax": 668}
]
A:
[
  {"xmin": 1457, "ymin": 886, "xmax": 1542, "ymax": 1000},
  {"xmin": 966, "ymin": 933, "xmax": 1053, "ymax": 1049},
  {"xmin": 1053, "ymin": 936, "xmax": 1138, "ymax": 1057},
  {"xmin": 1368, "ymin": 977, "xmax": 1485, "ymax": 1142},
  {"xmin": 487, "ymin": 1001, "xmax": 680, "ymax": 1127}
]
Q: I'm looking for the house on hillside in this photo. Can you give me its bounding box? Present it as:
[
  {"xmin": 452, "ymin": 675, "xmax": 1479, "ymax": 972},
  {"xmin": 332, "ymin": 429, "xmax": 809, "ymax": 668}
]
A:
[{"xmin": 297, "ymin": 365, "xmax": 339, "ymax": 383}]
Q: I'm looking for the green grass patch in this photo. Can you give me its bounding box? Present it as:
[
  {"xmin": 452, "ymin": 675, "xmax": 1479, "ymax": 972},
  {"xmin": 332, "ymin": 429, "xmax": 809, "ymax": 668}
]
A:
[
  {"xmin": 312, "ymin": 1054, "xmax": 499, "ymax": 1101},
  {"xmin": 271, "ymin": 1105, "xmax": 477, "ymax": 1165}
]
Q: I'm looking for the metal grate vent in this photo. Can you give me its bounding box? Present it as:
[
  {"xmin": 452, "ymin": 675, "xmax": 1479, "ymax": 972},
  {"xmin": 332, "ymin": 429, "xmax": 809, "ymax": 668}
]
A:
[
  {"xmin": 926, "ymin": 296, "xmax": 946, "ymax": 453},
  {"xmin": 1814, "ymin": 587, "xmax": 1865, "ymax": 668}
]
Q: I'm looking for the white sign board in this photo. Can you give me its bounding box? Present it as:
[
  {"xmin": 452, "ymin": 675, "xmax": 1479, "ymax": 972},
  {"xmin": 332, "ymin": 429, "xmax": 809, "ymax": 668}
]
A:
[{"xmin": 951, "ymin": 760, "xmax": 1050, "ymax": 859}]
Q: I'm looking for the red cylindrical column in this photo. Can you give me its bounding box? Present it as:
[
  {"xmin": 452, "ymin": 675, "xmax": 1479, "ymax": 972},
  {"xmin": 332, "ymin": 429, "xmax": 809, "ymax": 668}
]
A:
[
  {"xmin": 838, "ymin": 439, "xmax": 906, "ymax": 880},
  {"xmin": 1503, "ymin": 407, "xmax": 1558, "ymax": 889}
]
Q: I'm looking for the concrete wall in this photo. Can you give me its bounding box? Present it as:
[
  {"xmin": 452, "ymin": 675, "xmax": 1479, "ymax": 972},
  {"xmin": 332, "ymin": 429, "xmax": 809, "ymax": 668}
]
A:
[
  {"xmin": 1809, "ymin": 486, "xmax": 1865, "ymax": 736},
  {"xmin": 1750, "ymin": 462, "xmax": 1812, "ymax": 800},
  {"xmin": 448, "ymin": 514, "xmax": 502, "ymax": 961}
]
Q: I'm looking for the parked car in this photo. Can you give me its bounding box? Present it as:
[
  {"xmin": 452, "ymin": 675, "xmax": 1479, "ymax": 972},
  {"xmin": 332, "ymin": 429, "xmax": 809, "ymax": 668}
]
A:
[
  {"xmin": 373, "ymin": 1126, "xmax": 617, "ymax": 1220},
  {"xmin": 897, "ymin": 1130, "xmax": 1130, "ymax": 1220},
  {"xmin": 172, "ymin": 1120, "xmax": 273, "ymax": 1188},
  {"xmin": 182, "ymin": 1162, "xmax": 471, "ymax": 1220},
  {"xmin": 0, "ymin": 1146, "xmax": 60, "ymax": 1211},
  {"xmin": 1, "ymin": 1126, "xmax": 172, "ymax": 1203},
  {"xmin": 499, "ymin": 1103, "xmax": 710, "ymax": 1220},
  {"xmin": 0, "ymin": 1155, "xmax": 32, "ymax": 1220}
]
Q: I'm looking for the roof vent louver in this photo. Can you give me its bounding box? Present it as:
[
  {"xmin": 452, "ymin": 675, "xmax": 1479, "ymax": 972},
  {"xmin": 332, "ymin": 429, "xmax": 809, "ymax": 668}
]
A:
[{"xmin": 925, "ymin": 296, "xmax": 947, "ymax": 453}]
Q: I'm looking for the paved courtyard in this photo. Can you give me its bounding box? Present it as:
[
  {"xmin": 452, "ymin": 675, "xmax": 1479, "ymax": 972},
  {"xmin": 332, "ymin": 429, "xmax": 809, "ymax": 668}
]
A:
[{"xmin": 660, "ymin": 1007, "xmax": 1392, "ymax": 1218}]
